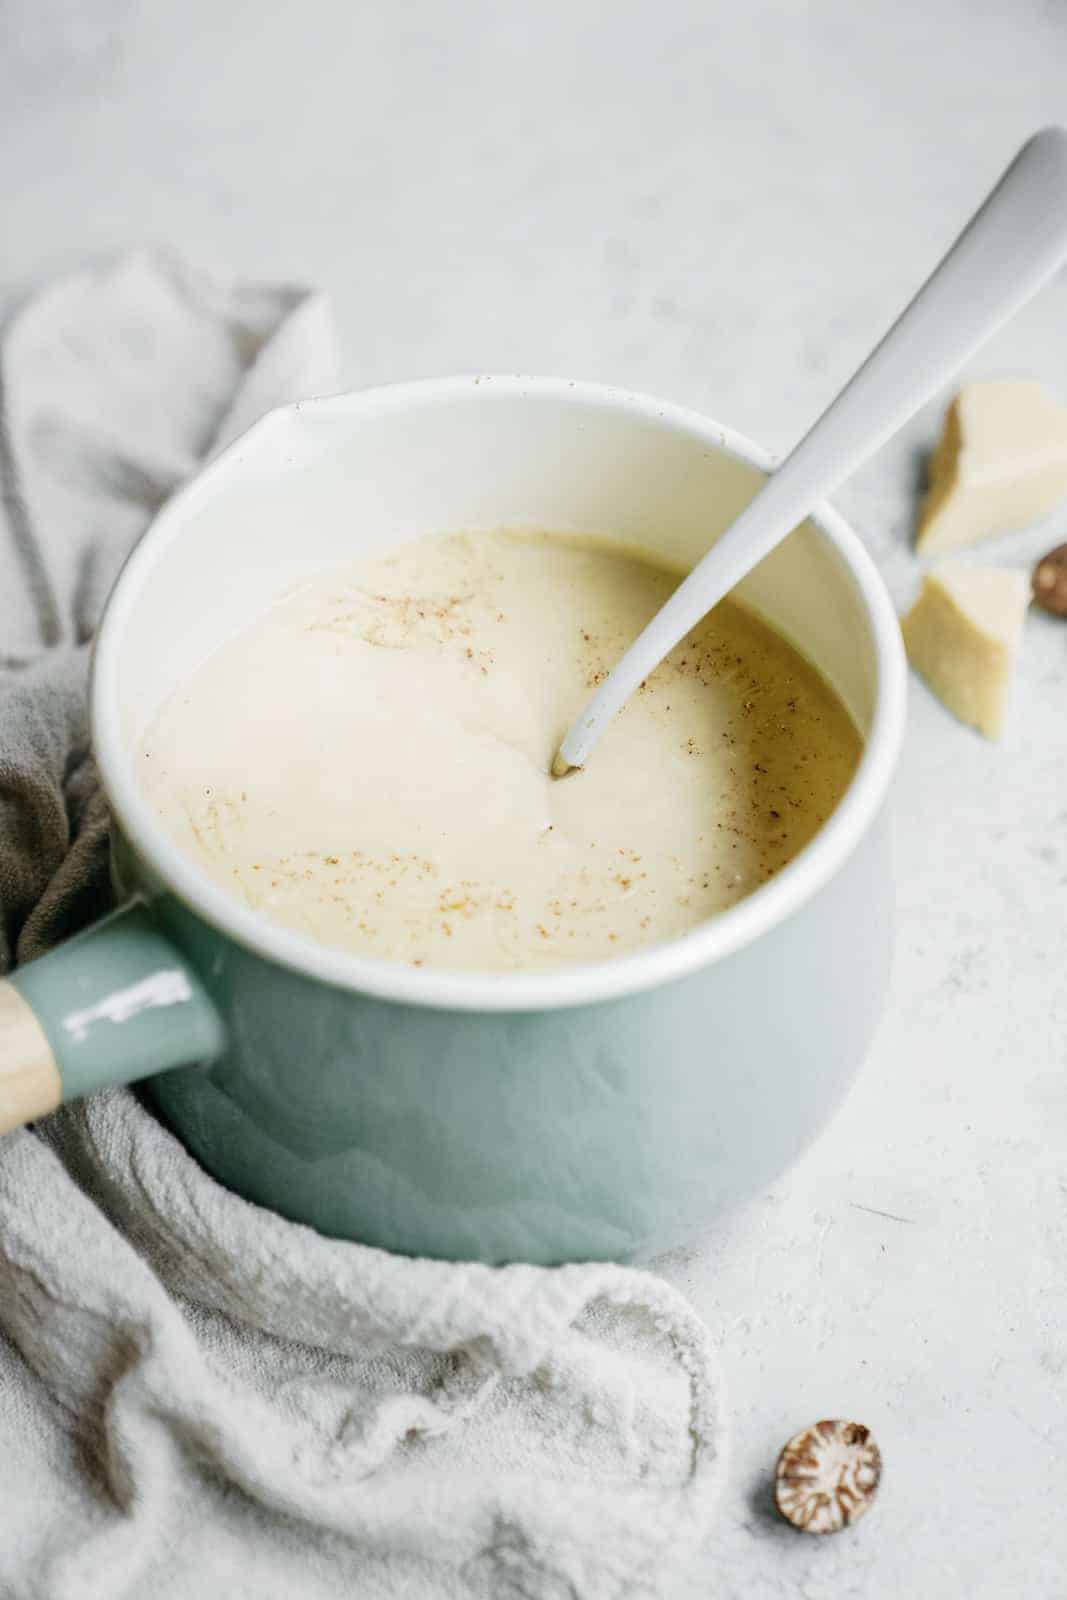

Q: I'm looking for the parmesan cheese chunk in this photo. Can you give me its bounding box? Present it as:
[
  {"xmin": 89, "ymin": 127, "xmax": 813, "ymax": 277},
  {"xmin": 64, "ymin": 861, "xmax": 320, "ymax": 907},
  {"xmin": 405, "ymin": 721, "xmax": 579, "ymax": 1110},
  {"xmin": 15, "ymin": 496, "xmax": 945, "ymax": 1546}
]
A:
[
  {"xmin": 917, "ymin": 380, "xmax": 1067, "ymax": 555},
  {"xmin": 901, "ymin": 563, "xmax": 1029, "ymax": 739}
]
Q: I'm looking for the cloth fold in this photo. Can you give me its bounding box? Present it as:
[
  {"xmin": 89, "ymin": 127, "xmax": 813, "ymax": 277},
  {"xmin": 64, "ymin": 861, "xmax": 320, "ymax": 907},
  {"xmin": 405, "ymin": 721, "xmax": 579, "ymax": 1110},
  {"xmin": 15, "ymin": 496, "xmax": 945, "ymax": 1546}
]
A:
[{"xmin": 0, "ymin": 253, "xmax": 726, "ymax": 1600}]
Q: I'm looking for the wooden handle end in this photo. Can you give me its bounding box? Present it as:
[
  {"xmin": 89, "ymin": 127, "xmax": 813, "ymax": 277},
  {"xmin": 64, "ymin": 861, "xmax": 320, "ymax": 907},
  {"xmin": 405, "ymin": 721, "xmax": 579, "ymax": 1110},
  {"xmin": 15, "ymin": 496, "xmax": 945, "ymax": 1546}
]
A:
[{"xmin": 0, "ymin": 979, "xmax": 61, "ymax": 1133}]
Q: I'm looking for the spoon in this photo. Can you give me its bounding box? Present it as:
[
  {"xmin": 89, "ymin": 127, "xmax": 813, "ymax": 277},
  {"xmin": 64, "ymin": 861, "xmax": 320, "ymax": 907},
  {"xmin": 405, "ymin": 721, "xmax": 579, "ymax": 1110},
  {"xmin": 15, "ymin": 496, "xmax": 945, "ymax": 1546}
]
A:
[{"xmin": 553, "ymin": 126, "xmax": 1067, "ymax": 777}]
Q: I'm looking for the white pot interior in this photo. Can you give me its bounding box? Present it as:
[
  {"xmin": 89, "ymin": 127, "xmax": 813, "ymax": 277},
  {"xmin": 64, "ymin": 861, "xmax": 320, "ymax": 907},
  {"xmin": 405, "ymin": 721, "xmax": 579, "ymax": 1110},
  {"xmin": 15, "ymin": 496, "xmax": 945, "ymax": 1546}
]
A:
[{"xmin": 111, "ymin": 380, "xmax": 879, "ymax": 751}]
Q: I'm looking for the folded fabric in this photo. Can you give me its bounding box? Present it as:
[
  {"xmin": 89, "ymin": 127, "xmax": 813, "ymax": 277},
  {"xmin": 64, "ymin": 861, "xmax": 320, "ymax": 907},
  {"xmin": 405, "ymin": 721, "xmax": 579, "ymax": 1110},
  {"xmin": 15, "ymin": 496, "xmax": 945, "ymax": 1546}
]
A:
[{"xmin": 0, "ymin": 253, "xmax": 726, "ymax": 1600}]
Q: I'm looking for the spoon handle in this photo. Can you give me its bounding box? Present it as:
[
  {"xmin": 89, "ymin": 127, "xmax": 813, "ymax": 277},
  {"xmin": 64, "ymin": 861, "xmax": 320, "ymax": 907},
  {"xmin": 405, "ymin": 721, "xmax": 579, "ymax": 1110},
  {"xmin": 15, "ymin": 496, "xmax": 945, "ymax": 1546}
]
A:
[{"xmin": 557, "ymin": 126, "xmax": 1067, "ymax": 773}]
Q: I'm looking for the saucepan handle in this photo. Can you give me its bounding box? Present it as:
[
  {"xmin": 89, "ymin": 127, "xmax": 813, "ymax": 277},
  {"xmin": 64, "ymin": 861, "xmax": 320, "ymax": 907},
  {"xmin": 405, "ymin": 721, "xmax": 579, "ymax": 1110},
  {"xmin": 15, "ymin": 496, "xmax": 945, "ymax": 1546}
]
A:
[{"xmin": 0, "ymin": 901, "xmax": 225, "ymax": 1135}]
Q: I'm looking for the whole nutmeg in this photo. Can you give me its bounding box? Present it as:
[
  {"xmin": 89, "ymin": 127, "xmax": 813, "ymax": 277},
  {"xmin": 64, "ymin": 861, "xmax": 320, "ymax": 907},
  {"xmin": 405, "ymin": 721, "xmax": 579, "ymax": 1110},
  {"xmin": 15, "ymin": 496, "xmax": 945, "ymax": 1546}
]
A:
[
  {"xmin": 774, "ymin": 1419, "xmax": 881, "ymax": 1534},
  {"xmin": 1032, "ymin": 544, "xmax": 1067, "ymax": 617}
]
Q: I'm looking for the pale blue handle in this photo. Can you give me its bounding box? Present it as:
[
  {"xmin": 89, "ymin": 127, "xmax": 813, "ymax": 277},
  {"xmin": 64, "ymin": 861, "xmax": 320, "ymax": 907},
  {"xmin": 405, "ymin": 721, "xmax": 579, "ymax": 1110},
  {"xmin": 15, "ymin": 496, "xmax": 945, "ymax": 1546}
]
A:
[{"xmin": 9, "ymin": 900, "xmax": 224, "ymax": 1110}]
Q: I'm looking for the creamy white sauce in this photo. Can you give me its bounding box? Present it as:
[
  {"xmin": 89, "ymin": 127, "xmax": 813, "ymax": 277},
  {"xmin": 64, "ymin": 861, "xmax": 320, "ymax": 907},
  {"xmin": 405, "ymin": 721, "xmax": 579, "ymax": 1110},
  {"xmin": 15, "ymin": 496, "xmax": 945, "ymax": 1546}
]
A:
[{"xmin": 140, "ymin": 531, "xmax": 860, "ymax": 970}]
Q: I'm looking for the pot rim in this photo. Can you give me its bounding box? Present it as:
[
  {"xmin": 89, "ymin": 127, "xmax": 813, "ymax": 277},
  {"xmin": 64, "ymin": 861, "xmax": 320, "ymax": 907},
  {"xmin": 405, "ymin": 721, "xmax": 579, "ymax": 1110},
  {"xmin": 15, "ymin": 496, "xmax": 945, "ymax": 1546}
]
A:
[{"xmin": 91, "ymin": 374, "xmax": 907, "ymax": 1013}]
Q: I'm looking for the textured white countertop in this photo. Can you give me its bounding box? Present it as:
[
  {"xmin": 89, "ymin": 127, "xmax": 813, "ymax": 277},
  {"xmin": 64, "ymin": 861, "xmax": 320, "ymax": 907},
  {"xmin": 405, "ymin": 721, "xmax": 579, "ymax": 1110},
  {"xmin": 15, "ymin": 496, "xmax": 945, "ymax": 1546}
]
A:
[{"xmin": 4, "ymin": 2, "xmax": 1066, "ymax": 1592}]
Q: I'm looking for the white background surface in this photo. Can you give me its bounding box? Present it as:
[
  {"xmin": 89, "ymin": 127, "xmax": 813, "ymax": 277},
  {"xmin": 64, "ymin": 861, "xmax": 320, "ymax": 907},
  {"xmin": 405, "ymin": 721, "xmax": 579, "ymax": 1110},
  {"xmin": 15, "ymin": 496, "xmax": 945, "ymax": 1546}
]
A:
[{"xmin": 4, "ymin": 2, "xmax": 1066, "ymax": 1593}]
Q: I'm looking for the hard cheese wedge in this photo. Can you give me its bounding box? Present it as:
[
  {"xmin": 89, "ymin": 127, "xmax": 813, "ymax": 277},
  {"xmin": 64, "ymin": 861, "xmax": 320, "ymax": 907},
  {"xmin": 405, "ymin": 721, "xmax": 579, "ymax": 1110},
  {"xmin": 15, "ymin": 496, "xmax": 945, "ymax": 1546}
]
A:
[
  {"xmin": 917, "ymin": 379, "xmax": 1067, "ymax": 555},
  {"xmin": 901, "ymin": 563, "xmax": 1029, "ymax": 739}
]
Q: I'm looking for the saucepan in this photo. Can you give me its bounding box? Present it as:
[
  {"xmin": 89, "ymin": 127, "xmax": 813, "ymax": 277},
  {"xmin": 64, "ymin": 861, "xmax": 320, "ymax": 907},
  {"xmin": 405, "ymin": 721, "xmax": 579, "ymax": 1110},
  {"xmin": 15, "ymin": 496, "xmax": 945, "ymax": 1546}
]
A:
[{"xmin": 0, "ymin": 378, "xmax": 906, "ymax": 1263}]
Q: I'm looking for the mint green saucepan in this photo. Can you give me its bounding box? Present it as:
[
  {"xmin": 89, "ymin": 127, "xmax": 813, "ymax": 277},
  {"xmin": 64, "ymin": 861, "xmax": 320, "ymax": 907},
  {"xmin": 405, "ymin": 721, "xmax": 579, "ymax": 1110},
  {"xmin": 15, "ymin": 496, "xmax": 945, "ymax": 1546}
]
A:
[{"xmin": 0, "ymin": 378, "xmax": 906, "ymax": 1264}]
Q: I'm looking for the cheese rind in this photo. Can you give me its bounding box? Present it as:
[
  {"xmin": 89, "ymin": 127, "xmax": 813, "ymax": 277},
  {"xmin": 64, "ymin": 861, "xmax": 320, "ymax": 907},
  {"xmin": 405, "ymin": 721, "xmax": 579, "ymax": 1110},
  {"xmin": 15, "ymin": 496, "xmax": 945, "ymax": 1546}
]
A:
[
  {"xmin": 917, "ymin": 380, "xmax": 1067, "ymax": 555},
  {"xmin": 900, "ymin": 563, "xmax": 1029, "ymax": 739}
]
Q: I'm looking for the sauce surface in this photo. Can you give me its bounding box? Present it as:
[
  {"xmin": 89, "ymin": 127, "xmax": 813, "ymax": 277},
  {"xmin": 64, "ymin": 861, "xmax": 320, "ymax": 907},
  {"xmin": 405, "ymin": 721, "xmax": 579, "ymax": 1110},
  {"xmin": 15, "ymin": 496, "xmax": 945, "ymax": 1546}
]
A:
[{"xmin": 140, "ymin": 531, "xmax": 861, "ymax": 970}]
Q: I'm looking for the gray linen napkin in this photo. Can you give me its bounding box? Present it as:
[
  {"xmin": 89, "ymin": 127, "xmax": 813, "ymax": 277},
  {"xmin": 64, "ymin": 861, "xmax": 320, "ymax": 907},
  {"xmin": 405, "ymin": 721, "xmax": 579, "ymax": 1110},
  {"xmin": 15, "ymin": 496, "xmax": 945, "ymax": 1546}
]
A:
[{"xmin": 0, "ymin": 254, "xmax": 726, "ymax": 1600}]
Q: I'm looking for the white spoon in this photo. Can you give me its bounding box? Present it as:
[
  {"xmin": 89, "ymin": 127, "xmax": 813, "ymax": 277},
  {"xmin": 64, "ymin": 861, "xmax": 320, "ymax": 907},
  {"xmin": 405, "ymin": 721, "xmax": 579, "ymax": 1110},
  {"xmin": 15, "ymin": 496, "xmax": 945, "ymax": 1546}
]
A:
[{"xmin": 553, "ymin": 126, "xmax": 1067, "ymax": 776}]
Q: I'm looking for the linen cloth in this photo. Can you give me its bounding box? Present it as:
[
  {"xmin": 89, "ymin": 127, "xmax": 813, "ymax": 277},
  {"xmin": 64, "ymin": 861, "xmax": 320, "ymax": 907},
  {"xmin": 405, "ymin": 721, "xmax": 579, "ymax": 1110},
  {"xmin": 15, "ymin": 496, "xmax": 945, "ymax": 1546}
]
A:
[{"xmin": 0, "ymin": 254, "xmax": 726, "ymax": 1600}]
